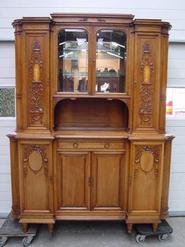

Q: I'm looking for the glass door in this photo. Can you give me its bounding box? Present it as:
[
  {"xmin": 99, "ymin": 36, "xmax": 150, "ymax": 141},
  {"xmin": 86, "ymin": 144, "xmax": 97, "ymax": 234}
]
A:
[
  {"xmin": 95, "ymin": 29, "xmax": 127, "ymax": 94},
  {"xmin": 58, "ymin": 29, "xmax": 88, "ymax": 93}
]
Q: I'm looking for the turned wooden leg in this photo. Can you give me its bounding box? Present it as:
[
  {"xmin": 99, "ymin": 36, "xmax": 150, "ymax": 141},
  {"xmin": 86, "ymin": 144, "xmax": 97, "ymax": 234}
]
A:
[
  {"xmin": 48, "ymin": 223, "xmax": 54, "ymax": 234},
  {"xmin": 127, "ymin": 223, "xmax": 133, "ymax": 233},
  {"xmin": 152, "ymin": 223, "xmax": 158, "ymax": 232},
  {"xmin": 22, "ymin": 223, "xmax": 28, "ymax": 233}
]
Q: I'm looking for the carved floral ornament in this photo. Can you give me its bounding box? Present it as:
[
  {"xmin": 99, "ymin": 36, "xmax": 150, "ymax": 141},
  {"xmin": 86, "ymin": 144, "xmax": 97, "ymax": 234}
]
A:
[
  {"xmin": 29, "ymin": 40, "xmax": 44, "ymax": 126},
  {"xmin": 23, "ymin": 145, "xmax": 48, "ymax": 176},
  {"xmin": 139, "ymin": 43, "xmax": 154, "ymax": 127},
  {"xmin": 134, "ymin": 145, "xmax": 160, "ymax": 177}
]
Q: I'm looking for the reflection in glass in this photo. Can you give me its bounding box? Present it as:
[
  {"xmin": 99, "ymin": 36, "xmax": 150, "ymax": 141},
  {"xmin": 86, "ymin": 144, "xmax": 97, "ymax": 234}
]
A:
[
  {"xmin": 58, "ymin": 29, "xmax": 88, "ymax": 92},
  {"xmin": 96, "ymin": 30, "xmax": 127, "ymax": 93}
]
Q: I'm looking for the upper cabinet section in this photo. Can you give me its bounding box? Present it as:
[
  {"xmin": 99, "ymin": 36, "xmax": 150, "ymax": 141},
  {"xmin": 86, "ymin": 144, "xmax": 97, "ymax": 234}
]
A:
[{"xmin": 12, "ymin": 14, "xmax": 171, "ymax": 132}]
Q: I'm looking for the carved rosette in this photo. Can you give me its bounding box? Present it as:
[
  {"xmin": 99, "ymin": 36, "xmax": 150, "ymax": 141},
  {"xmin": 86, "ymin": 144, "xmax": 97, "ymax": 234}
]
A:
[
  {"xmin": 29, "ymin": 41, "xmax": 44, "ymax": 126},
  {"xmin": 23, "ymin": 145, "xmax": 48, "ymax": 176},
  {"xmin": 134, "ymin": 145, "xmax": 160, "ymax": 177},
  {"xmin": 139, "ymin": 43, "xmax": 154, "ymax": 127}
]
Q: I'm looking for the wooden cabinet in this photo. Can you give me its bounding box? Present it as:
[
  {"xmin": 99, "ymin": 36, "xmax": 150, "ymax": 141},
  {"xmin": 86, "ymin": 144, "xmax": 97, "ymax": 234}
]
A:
[
  {"xmin": 9, "ymin": 13, "xmax": 174, "ymax": 233},
  {"xmin": 55, "ymin": 142, "xmax": 126, "ymax": 219}
]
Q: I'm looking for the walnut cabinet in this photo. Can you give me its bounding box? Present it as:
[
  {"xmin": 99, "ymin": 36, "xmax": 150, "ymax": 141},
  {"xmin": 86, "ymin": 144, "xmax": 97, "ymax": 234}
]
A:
[{"xmin": 9, "ymin": 13, "xmax": 174, "ymax": 233}]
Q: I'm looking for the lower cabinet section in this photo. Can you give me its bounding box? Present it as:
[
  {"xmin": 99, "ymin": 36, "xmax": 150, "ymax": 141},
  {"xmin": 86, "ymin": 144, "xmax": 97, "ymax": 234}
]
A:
[
  {"xmin": 56, "ymin": 151, "xmax": 126, "ymax": 216},
  {"xmin": 127, "ymin": 141, "xmax": 164, "ymax": 225},
  {"xmin": 18, "ymin": 141, "xmax": 54, "ymax": 224},
  {"xmin": 9, "ymin": 137, "xmax": 173, "ymax": 233}
]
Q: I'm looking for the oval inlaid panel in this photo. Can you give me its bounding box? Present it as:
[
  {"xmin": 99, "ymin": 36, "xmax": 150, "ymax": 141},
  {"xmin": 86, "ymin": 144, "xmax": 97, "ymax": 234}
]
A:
[
  {"xmin": 140, "ymin": 151, "xmax": 154, "ymax": 172},
  {"xmin": 28, "ymin": 150, "xmax": 42, "ymax": 172}
]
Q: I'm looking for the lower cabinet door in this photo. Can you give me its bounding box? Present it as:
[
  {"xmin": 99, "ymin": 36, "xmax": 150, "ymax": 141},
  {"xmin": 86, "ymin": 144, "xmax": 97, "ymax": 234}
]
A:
[
  {"xmin": 19, "ymin": 142, "xmax": 53, "ymax": 215},
  {"xmin": 91, "ymin": 152, "xmax": 125, "ymax": 210},
  {"xmin": 128, "ymin": 142, "xmax": 164, "ymax": 220},
  {"xmin": 57, "ymin": 152, "xmax": 90, "ymax": 210}
]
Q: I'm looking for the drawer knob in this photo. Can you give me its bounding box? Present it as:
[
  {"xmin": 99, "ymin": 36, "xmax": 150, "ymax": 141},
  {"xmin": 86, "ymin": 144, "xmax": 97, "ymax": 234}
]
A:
[
  {"xmin": 73, "ymin": 143, "xmax": 79, "ymax": 148},
  {"xmin": 104, "ymin": 143, "xmax": 110, "ymax": 149}
]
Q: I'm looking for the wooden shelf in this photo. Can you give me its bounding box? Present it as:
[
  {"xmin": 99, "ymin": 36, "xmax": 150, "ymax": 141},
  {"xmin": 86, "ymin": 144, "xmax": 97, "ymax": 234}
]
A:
[{"xmin": 54, "ymin": 130, "xmax": 129, "ymax": 139}]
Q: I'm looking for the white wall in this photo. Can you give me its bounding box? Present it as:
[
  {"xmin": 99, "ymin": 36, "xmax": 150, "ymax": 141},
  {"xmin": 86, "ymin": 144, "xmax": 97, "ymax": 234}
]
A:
[
  {"xmin": 0, "ymin": 118, "xmax": 15, "ymax": 216},
  {"xmin": 0, "ymin": 0, "xmax": 185, "ymax": 216},
  {"xmin": 0, "ymin": 0, "xmax": 185, "ymax": 41},
  {"xmin": 167, "ymin": 120, "xmax": 185, "ymax": 213}
]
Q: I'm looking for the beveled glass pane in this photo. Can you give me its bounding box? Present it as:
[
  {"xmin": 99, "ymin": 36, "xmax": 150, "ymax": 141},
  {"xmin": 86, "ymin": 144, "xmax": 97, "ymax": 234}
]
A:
[
  {"xmin": 0, "ymin": 87, "xmax": 15, "ymax": 117},
  {"xmin": 58, "ymin": 29, "xmax": 88, "ymax": 92},
  {"xmin": 96, "ymin": 30, "xmax": 127, "ymax": 93}
]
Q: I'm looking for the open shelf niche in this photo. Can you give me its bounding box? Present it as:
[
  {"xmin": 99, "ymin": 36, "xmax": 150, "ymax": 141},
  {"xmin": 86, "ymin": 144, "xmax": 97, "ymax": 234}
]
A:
[{"xmin": 54, "ymin": 98, "xmax": 129, "ymax": 131}]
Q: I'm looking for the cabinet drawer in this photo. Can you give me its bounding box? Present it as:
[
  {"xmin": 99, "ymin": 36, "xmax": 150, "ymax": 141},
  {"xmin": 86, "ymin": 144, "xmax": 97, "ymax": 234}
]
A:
[{"xmin": 57, "ymin": 140, "xmax": 125, "ymax": 150}]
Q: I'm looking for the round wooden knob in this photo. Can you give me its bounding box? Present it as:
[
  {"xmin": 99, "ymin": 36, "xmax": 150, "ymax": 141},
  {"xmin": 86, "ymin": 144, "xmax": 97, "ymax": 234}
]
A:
[
  {"xmin": 73, "ymin": 143, "xmax": 79, "ymax": 148},
  {"xmin": 104, "ymin": 143, "xmax": 110, "ymax": 149}
]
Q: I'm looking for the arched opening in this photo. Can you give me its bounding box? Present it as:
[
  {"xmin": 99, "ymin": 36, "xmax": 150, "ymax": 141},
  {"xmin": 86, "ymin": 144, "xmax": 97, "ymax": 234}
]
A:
[{"xmin": 54, "ymin": 98, "xmax": 129, "ymax": 131}]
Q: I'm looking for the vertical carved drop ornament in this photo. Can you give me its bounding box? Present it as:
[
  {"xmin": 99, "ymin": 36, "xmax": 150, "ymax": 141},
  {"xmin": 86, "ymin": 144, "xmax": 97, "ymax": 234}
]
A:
[
  {"xmin": 29, "ymin": 41, "xmax": 44, "ymax": 126},
  {"xmin": 23, "ymin": 145, "xmax": 48, "ymax": 177},
  {"xmin": 134, "ymin": 145, "xmax": 160, "ymax": 177},
  {"xmin": 139, "ymin": 43, "xmax": 154, "ymax": 127}
]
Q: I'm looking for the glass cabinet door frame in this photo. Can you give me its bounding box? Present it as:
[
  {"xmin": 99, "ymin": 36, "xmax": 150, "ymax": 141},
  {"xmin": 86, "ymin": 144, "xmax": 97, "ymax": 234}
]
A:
[
  {"xmin": 53, "ymin": 25, "xmax": 130, "ymax": 96},
  {"xmin": 55, "ymin": 25, "xmax": 91, "ymax": 95},
  {"xmin": 92, "ymin": 26, "xmax": 129, "ymax": 96}
]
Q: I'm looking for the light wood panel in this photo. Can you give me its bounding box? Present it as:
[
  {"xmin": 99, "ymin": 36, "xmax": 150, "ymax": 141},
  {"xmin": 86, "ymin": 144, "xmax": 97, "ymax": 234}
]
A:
[
  {"xmin": 91, "ymin": 152, "xmax": 125, "ymax": 210},
  {"xmin": 128, "ymin": 142, "xmax": 164, "ymax": 214},
  {"xmin": 18, "ymin": 141, "xmax": 54, "ymax": 225},
  {"xmin": 57, "ymin": 152, "xmax": 90, "ymax": 210}
]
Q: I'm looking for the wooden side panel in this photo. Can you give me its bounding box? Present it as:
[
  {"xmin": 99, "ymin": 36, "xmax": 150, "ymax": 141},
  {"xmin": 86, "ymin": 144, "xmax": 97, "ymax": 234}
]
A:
[
  {"xmin": 57, "ymin": 152, "xmax": 90, "ymax": 210},
  {"xmin": 133, "ymin": 34, "xmax": 161, "ymax": 131},
  {"xmin": 19, "ymin": 142, "xmax": 53, "ymax": 214},
  {"xmin": 128, "ymin": 142, "xmax": 164, "ymax": 215},
  {"xmin": 161, "ymin": 138, "xmax": 173, "ymax": 218},
  {"xmin": 23, "ymin": 30, "xmax": 50, "ymax": 129},
  {"xmin": 9, "ymin": 136, "xmax": 20, "ymax": 218},
  {"xmin": 92, "ymin": 152, "xmax": 125, "ymax": 210},
  {"xmin": 159, "ymin": 34, "xmax": 169, "ymax": 133},
  {"xmin": 14, "ymin": 29, "xmax": 23, "ymax": 131}
]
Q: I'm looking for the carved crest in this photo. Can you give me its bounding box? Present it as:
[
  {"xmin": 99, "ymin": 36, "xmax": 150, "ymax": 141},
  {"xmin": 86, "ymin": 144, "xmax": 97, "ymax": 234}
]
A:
[
  {"xmin": 134, "ymin": 145, "xmax": 160, "ymax": 177},
  {"xmin": 23, "ymin": 145, "xmax": 48, "ymax": 176}
]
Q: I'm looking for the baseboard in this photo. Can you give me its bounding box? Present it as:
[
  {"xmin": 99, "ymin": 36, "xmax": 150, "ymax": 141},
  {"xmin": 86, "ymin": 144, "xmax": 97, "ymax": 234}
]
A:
[
  {"xmin": 1, "ymin": 211, "xmax": 185, "ymax": 219},
  {"xmin": 0, "ymin": 212, "xmax": 9, "ymax": 218},
  {"xmin": 169, "ymin": 211, "xmax": 185, "ymax": 217}
]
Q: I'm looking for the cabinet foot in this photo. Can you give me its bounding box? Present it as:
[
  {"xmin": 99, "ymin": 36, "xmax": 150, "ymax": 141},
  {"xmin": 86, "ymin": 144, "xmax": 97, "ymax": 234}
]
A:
[
  {"xmin": 152, "ymin": 223, "xmax": 158, "ymax": 232},
  {"xmin": 127, "ymin": 223, "xmax": 133, "ymax": 233},
  {"xmin": 22, "ymin": 223, "xmax": 28, "ymax": 233},
  {"xmin": 48, "ymin": 223, "xmax": 54, "ymax": 234}
]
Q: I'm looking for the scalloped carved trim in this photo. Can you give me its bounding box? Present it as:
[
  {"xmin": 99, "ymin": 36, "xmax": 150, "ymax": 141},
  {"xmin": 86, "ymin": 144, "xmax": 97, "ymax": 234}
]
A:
[
  {"xmin": 23, "ymin": 144, "xmax": 48, "ymax": 176},
  {"xmin": 134, "ymin": 145, "xmax": 160, "ymax": 177}
]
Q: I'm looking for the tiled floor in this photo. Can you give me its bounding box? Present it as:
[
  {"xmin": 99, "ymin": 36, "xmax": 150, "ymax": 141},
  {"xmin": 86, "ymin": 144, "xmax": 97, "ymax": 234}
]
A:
[{"xmin": 0, "ymin": 217, "xmax": 185, "ymax": 246}]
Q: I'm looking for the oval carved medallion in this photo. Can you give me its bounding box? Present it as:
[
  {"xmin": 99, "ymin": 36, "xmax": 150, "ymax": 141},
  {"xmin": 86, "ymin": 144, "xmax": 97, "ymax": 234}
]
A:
[
  {"xmin": 140, "ymin": 151, "xmax": 154, "ymax": 173},
  {"xmin": 28, "ymin": 150, "xmax": 42, "ymax": 173}
]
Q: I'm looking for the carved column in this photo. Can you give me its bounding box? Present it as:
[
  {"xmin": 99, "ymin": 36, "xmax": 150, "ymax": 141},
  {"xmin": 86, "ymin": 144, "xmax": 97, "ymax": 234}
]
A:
[{"xmin": 13, "ymin": 18, "xmax": 51, "ymax": 131}]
